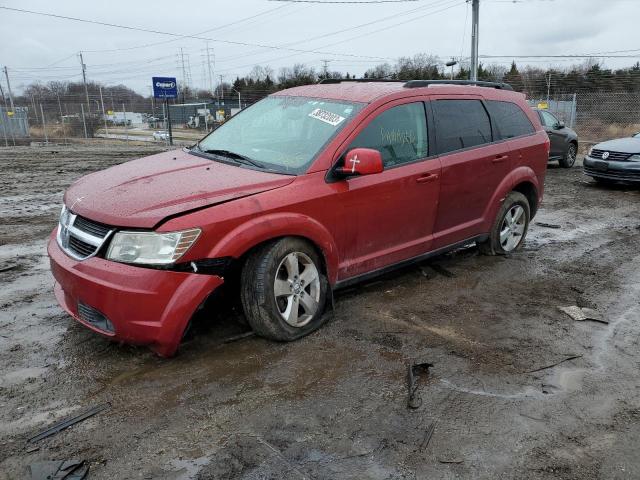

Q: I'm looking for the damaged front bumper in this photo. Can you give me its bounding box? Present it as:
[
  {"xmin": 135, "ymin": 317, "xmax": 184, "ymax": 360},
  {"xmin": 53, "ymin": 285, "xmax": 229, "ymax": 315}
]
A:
[{"xmin": 47, "ymin": 230, "xmax": 224, "ymax": 357}]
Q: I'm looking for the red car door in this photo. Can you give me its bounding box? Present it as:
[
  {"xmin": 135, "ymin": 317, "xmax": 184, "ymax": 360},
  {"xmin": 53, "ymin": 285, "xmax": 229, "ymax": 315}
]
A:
[
  {"xmin": 329, "ymin": 100, "xmax": 442, "ymax": 281},
  {"xmin": 429, "ymin": 97, "xmax": 512, "ymax": 248}
]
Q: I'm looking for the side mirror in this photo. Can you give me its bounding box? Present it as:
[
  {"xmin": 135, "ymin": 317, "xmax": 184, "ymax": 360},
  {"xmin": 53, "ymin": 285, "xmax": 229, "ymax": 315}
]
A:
[
  {"xmin": 555, "ymin": 121, "xmax": 565, "ymax": 129},
  {"xmin": 338, "ymin": 148, "xmax": 384, "ymax": 177}
]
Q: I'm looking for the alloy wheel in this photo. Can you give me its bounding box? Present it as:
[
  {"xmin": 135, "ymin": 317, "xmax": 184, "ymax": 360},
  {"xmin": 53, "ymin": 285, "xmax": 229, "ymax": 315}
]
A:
[
  {"xmin": 274, "ymin": 252, "xmax": 321, "ymax": 327},
  {"xmin": 499, "ymin": 205, "xmax": 526, "ymax": 252},
  {"xmin": 567, "ymin": 144, "xmax": 577, "ymax": 166}
]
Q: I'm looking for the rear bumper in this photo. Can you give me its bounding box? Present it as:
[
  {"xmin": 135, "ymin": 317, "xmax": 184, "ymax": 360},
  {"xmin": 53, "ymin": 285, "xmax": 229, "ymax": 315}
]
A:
[
  {"xmin": 48, "ymin": 230, "xmax": 224, "ymax": 357},
  {"xmin": 583, "ymin": 156, "xmax": 640, "ymax": 183}
]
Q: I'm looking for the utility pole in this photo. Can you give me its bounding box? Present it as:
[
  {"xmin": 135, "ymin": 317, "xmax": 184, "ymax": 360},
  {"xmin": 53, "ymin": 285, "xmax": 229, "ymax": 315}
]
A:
[
  {"xmin": 205, "ymin": 42, "xmax": 215, "ymax": 96},
  {"xmin": 219, "ymin": 74, "xmax": 224, "ymax": 106},
  {"xmin": 179, "ymin": 48, "xmax": 188, "ymax": 103},
  {"xmin": 3, "ymin": 66, "xmax": 15, "ymax": 111},
  {"xmin": 78, "ymin": 52, "xmax": 91, "ymax": 113},
  {"xmin": 470, "ymin": 0, "xmax": 480, "ymax": 82},
  {"xmin": 321, "ymin": 59, "xmax": 330, "ymax": 79}
]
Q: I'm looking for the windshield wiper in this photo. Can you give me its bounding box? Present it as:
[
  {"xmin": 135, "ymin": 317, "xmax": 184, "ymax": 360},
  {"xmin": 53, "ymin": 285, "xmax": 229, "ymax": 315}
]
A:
[{"xmin": 202, "ymin": 149, "xmax": 265, "ymax": 168}]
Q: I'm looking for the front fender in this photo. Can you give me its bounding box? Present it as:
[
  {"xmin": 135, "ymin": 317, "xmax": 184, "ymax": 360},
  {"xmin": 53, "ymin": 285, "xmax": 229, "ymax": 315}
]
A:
[
  {"xmin": 207, "ymin": 212, "xmax": 340, "ymax": 284},
  {"xmin": 482, "ymin": 166, "xmax": 540, "ymax": 227}
]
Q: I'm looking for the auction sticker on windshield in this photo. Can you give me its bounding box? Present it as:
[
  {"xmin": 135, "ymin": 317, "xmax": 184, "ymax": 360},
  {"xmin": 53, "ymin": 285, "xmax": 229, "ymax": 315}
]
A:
[{"xmin": 308, "ymin": 108, "xmax": 346, "ymax": 126}]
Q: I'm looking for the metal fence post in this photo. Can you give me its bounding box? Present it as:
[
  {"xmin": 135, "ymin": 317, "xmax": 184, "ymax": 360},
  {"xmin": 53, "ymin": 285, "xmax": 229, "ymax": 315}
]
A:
[
  {"xmin": 1, "ymin": 109, "xmax": 8, "ymax": 147},
  {"xmin": 99, "ymin": 86, "xmax": 109, "ymax": 138},
  {"xmin": 80, "ymin": 103, "xmax": 88, "ymax": 139},
  {"xmin": 56, "ymin": 94, "xmax": 68, "ymax": 145},
  {"xmin": 39, "ymin": 104, "xmax": 48, "ymax": 144},
  {"xmin": 122, "ymin": 104, "xmax": 128, "ymax": 144},
  {"xmin": 570, "ymin": 93, "xmax": 577, "ymax": 129}
]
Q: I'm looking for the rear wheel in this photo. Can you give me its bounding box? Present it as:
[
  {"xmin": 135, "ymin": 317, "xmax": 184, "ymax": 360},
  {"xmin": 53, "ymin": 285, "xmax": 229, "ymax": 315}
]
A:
[
  {"xmin": 477, "ymin": 191, "xmax": 530, "ymax": 255},
  {"xmin": 240, "ymin": 238, "xmax": 329, "ymax": 341},
  {"xmin": 559, "ymin": 142, "xmax": 577, "ymax": 168}
]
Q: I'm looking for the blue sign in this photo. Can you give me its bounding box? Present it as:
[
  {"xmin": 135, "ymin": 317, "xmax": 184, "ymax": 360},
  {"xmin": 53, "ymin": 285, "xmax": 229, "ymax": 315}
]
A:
[{"xmin": 152, "ymin": 77, "xmax": 178, "ymax": 99}]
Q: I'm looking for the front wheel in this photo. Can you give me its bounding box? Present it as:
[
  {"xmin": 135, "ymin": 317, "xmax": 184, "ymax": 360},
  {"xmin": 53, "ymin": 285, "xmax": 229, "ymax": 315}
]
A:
[
  {"xmin": 477, "ymin": 191, "xmax": 531, "ymax": 255},
  {"xmin": 559, "ymin": 142, "xmax": 577, "ymax": 168},
  {"xmin": 240, "ymin": 238, "xmax": 329, "ymax": 341}
]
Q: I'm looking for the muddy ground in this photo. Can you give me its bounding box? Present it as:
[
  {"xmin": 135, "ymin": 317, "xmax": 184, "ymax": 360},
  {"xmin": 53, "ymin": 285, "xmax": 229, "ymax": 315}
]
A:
[{"xmin": 1, "ymin": 145, "xmax": 639, "ymax": 480}]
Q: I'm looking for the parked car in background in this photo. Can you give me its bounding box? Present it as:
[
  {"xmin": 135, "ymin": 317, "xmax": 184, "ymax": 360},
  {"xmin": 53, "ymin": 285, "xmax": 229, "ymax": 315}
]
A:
[
  {"xmin": 583, "ymin": 132, "xmax": 640, "ymax": 185},
  {"xmin": 48, "ymin": 79, "xmax": 550, "ymax": 357},
  {"xmin": 533, "ymin": 108, "xmax": 578, "ymax": 168},
  {"xmin": 152, "ymin": 130, "xmax": 169, "ymax": 141}
]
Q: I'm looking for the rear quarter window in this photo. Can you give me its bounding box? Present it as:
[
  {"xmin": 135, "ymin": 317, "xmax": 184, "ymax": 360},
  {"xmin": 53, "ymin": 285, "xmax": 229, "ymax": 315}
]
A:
[
  {"xmin": 486, "ymin": 100, "xmax": 535, "ymax": 139},
  {"xmin": 433, "ymin": 99, "xmax": 492, "ymax": 154}
]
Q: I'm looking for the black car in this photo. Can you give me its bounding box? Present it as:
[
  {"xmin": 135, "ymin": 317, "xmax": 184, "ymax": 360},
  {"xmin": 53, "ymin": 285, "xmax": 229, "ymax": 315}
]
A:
[
  {"xmin": 533, "ymin": 108, "xmax": 579, "ymax": 168},
  {"xmin": 583, "ymin": 133, "xmax": 640, "ymax": 185}
]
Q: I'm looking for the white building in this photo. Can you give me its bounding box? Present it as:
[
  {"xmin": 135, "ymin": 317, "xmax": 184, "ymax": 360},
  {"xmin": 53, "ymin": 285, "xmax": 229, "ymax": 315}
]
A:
[{"xmin": 104, "ymin": 112, "xmax": 145, "ymax": 127}]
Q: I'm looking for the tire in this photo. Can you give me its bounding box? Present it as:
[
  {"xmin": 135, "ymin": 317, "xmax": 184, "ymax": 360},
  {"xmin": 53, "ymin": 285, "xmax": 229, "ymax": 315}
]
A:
[
  {"xmin": 559, "ymin": 142, "xmax": 577, "ymax": 168},
  {"xmin": 240, "ymin": 237, "xmax": 329, "ymax": 341},
  {"xmin": 477, "ymin": 191, "xmax": 531, "ymax": 255}
]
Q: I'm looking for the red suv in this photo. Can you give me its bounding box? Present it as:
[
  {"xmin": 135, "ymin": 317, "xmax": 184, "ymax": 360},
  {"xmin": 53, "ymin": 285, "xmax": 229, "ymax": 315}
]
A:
[{"xmin": 48, "ymin": 80, "xmax": 549, "ymax": 357}]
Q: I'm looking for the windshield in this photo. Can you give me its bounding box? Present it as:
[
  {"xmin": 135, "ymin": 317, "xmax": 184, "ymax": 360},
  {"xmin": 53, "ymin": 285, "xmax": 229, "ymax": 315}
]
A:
[{"xmin": 195, "ymin": 96, "xmax": 363, "ymax": 174}]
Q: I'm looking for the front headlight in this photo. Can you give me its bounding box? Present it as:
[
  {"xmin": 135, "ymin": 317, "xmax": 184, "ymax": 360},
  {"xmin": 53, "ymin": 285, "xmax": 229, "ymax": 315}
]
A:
[
  {"xmin": 106, "ymin": 228, "xmax": 201, "ymax": 265},
  {"xmin": 588, "ymin": 146, "xmax": 594, "ymax": 157},
  {"xmin": 59, "ymin": 204, "xmax": 69, "ymax": 224},
  {"xmin": 629, "ymin": 154, "xmax": 640, "ymax": 162}
]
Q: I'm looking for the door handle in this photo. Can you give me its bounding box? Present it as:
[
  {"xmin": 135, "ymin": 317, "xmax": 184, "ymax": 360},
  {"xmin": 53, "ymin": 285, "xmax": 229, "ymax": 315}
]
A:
[
  {"xmin": 416, "ymin": 173, "xmax": 439, "ymax": 183},
  {"xmin": 492, "ymin": 155, "xmax": 509, "ymax": 164}
]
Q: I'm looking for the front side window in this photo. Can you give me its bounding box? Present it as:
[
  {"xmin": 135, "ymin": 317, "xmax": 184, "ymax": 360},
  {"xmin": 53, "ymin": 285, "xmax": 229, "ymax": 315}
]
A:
[
  {"xmin": 539, "ymin": 110, "xmax": 559, "ymax": 128},
  {"xmin": 433, "ymin": 99, "xmax": 492, "ymax": 154},
  {"xmin": 347, "ymin": 102, "xmax": 428, "ymax": 168},
  {"xmin": 486, "ymin": 100, "xmax": 535, "ymax": 139},
  {"xmin": 196, "ymin": 96, "xmax": 363, "ymax": 174}
]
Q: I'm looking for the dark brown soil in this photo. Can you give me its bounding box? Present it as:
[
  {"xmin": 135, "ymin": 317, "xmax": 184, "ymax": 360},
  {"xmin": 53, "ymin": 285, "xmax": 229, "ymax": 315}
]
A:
[{"xmin": 1, "ymin": 145, "xmax": 639, "ymax": 480}]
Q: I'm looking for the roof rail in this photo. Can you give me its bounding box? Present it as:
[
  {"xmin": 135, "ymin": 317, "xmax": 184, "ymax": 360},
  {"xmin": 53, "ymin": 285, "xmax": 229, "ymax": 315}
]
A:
[
  {"xmin": 318, "ymin": 78, "xmax": 402, "ymax": 84},
  {"xmin": 403, "ymin": 80, "xmax": 514, "ymax": 90}
]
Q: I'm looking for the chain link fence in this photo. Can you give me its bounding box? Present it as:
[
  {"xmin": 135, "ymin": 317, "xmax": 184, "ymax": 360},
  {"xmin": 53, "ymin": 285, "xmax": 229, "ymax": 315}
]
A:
[{"xmin": 1, "ymin": 85, "xmax": 639, "ymax": 149}]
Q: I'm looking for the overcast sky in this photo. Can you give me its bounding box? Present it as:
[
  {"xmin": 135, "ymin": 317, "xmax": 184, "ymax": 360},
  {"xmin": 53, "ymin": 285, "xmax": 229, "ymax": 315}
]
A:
[{"xmin": 1, "ymin": 0, "xmax": 638, "ymax": 94}]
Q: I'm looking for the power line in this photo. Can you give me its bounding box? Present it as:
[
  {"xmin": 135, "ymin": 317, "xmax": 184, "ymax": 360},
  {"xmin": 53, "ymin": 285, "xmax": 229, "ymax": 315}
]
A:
[
  {"xmin": 215, "ymin": 0, "xmax": 464, "ymax": 74},
  {"xmin": 83, "ymin": 4, "xmax": 293, "ymax": 53},
  {"xmin": 268, "ymin": 0, "xmax": 420, "ymax": 2},
  {"xmin": 0, "ymin": 6, "xmax": 390, "ymax": 61},
  {"xmin": 215, "ymin": 0, "xmax": 452, "ymax": 63}
]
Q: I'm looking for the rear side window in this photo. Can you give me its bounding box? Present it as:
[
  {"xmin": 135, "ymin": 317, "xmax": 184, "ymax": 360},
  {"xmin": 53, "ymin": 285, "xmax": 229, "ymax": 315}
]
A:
[
  {"xmin": 486, "ymin": 100, "xmax": 535, "ymax": 139},
  {"xmin": 433, "ymin": 100, "xmax": 492, "ymax": 154},
  {"xmin": 347, "ymin": 102, "xmax": 428, "ymax": 168}
]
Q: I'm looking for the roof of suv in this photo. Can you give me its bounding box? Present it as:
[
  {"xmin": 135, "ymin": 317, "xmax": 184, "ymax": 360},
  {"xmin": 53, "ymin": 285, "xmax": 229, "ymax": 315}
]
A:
[{"xmin": 272, "ymin": 81, "xmax": 521, "ymax": 104}]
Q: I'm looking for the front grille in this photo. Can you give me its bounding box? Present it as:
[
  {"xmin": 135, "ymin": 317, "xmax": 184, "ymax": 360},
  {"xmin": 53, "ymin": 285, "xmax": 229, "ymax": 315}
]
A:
[
  {"xmin": 590, "ymin": 149, "xmax": 631, "ymax": 162},
  {"xmin": 57, "ymin": 210, "xmax": 113, "ymax": 261},
  {"xmin": 68, "ymin": 235, "xmax": 96, "ymax": 258},
  {"xmin": 73, "ymin": 215, "xmax": 111, "ymax": 237},
  {"xmin": 77, "ymin": 302, "xmax": 115, "ymax": 333}
]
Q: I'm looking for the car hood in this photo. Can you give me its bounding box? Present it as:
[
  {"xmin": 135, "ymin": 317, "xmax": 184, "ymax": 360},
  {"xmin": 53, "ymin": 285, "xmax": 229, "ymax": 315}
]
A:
[
  {"xmin": 593, "ymin": 137, "xmax": 640, "ymax": 154},
  {"xmin": 64, "ymin": 149, "xmax": 295, "ymax": 228}
]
